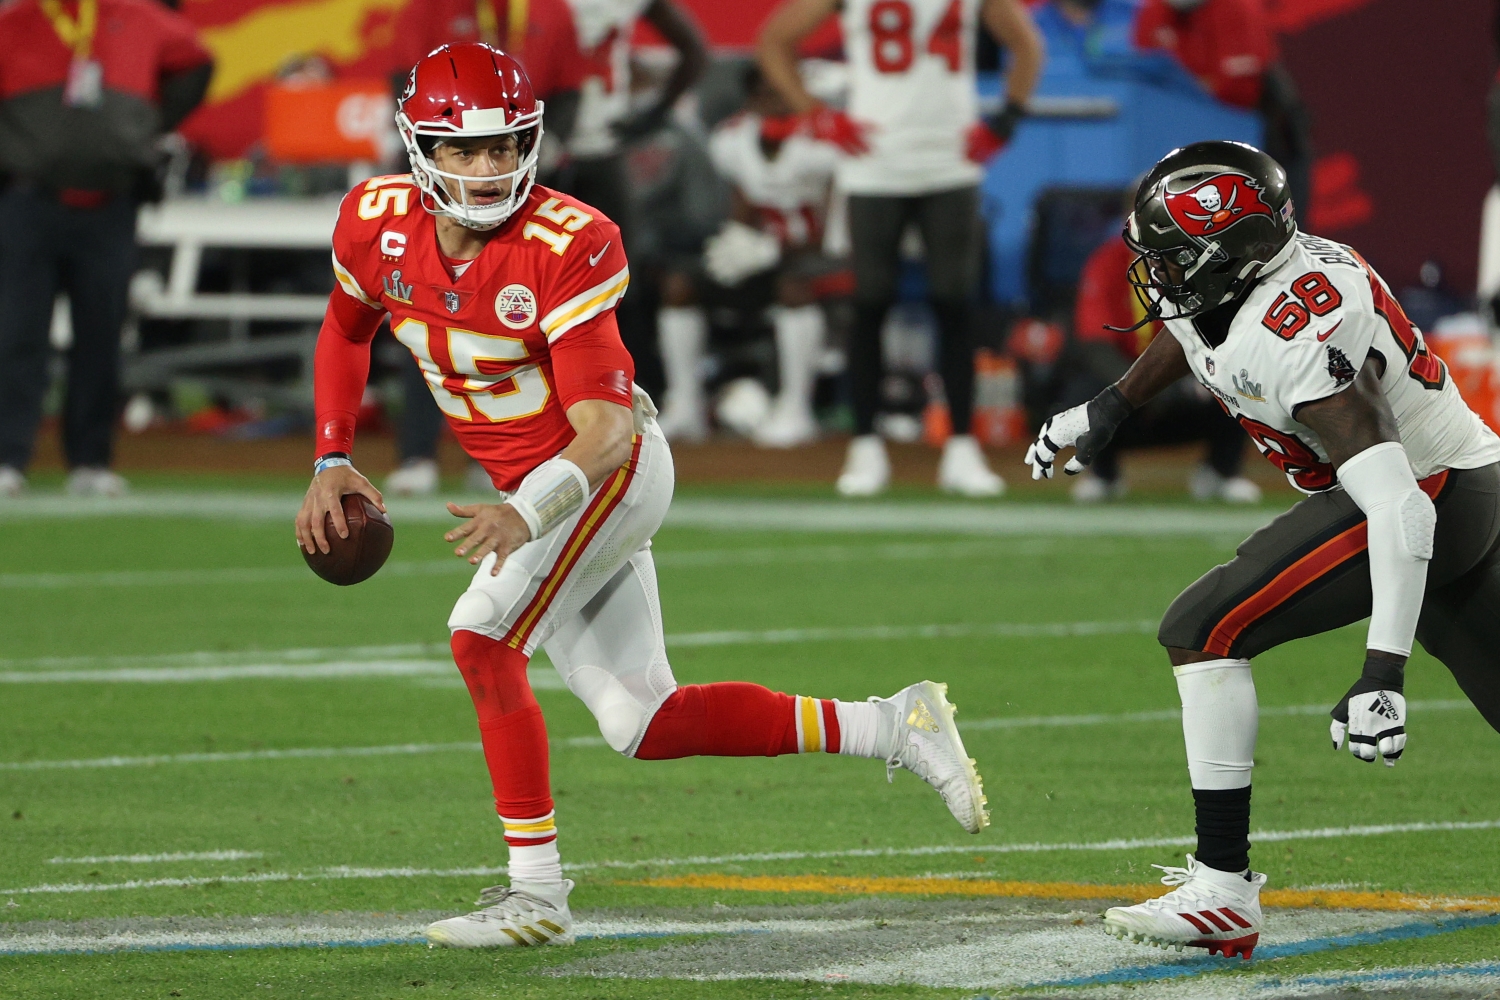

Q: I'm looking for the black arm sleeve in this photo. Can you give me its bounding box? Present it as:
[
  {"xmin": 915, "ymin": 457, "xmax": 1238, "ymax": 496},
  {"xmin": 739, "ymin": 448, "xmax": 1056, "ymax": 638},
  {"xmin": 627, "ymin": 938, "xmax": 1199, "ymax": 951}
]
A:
[{"xmin": 158, "ymin": 62, "xmax": 214, "ymax": 133}]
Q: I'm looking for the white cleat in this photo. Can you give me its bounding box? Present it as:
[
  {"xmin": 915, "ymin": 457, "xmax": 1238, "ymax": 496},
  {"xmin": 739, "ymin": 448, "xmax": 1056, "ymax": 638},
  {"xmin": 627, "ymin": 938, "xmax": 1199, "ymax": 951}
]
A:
[
  {"xmin": 937, "ymin": 435, "xmax": 1004, "ymax": 497},
  {"xmin": 1102, "ymin": 855, "xmax": 1265, "ymax": 959},
  {"xmin": 836, "ymin": 434, "xmax": 890, "ymax": 496},
  {"xmin": 0, "ymin": 465, "xmax": 25, "ymax": 498},
  {"xmin": 1189, "ymin": 465, "xmax": 1263, "ymax": 504},
  {"xmin": 65, "ymin": 467, "xmax": 128, "ymax": 497},
  {"xmin": 876, "ymin": 681, "xmax": 989, "ymax": 834},
  {"xmin": 425, "ymin": 879, "xmax": 575, "ymax": 948},
  {"xmin": 1218, "ymin": 476, "xmax": 1263, "ymax": 505},
  {"xmin": 385, "ymin": 458, "xmax": 439, "ymax": 497},
  {"xmin": 463, "ymin": 461, "xmax": 500, "ymax": 496},
  {"xmin": 753, "ymin": 403, "xmax": 818, "ymax": 449},
  {"xmin": 656, "ymin": 402, "xmax": 708, "ymax": 444},
  {"xmin": 1069, "ymin": 473, "xmax": 1124, "ymax": 504}
]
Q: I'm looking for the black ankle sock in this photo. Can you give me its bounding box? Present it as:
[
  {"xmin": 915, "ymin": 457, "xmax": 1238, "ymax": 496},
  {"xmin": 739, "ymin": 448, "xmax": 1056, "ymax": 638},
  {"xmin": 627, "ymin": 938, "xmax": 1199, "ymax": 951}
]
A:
[{"xmin": 1193, "ymin": 786, "xmax": 1252, "ymax": 874}]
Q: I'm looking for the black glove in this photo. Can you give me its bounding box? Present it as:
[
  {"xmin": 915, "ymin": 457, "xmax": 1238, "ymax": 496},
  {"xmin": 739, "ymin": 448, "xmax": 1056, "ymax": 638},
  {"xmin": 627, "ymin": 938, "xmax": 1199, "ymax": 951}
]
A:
[
  {"xmin": 983, "ymin": 101, "xmax": 1026, "ymax": 145},
  {"xmin": 1025, "ymin": 385, "xmax": 1135, "ymax": 479},
  {"xmin": 1330, "ymin": 653, "xmax": 1407, "ymax": 766}
]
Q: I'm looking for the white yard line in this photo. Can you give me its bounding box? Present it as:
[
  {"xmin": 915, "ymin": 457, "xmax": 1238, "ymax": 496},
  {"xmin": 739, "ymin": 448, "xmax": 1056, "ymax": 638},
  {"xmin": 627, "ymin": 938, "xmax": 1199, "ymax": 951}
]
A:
[
  {"xmin": 4, "ymin": 820, "xmax": 1498, "ymax": 897},
  {"xmin": 0, "ymin": 541, "xmax": 1064, "ymax": 591},
  {"xmin": 0, "ymin": 737, "xmax": 605, "ymax": 771},
  {"xmin": 48, "ymin": 851, "xmax": 262, "ymax": 865},
  {"xmin": 0, "ymin": 620, "xmax": 1160, "ymax": 682},
  {"xmin": 0, "ymin": 492, "xmax": 1281, "ymax": 536},
  {"xmin": 2, "ymin": 700, "xmax": 1474, "ymax": 772}
]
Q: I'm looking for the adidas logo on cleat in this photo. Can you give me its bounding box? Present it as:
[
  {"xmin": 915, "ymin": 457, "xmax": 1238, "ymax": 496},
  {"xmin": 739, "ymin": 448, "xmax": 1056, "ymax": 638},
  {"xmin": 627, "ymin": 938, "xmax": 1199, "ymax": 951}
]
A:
[{"xmin": 906, "ymin": 699, "xmax": 941, "ymax": 734}]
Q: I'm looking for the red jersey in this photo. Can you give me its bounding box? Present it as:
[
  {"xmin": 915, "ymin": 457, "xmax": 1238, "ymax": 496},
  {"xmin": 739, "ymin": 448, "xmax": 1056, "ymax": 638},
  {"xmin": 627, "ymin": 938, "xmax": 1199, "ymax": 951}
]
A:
[
  {"xmin": 389, "ymin": 0, "xmax": 584, "ymax": 100},
  {"xmin": 1134, "ymin": 0, "xmax": 1276, "ymax": 111},
  {"xmin": 317, "ymin": 177, "xmax": 634, "ymax": 490},
  {"xmin": 1074, "ymin": 236, "xmax": 1159, "ymax": 360}
]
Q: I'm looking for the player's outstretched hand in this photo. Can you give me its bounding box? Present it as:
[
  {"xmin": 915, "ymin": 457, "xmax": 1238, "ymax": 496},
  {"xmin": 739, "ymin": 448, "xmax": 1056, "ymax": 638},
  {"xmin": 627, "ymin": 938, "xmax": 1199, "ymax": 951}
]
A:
[
  {"xmin": 296, "ymin": 465, "xmax": 384, "ymax": 556},
  {"xmin": 1024, "ymin": 386, "xmax": 1133, "ymax": 480},
  {"xmin": 1330, "ymin": 687, "xmax": 1407, "ymax": 767},
  {"xmin": 445, "ymin": 502, "xmax": 531, "ymax": 576}
]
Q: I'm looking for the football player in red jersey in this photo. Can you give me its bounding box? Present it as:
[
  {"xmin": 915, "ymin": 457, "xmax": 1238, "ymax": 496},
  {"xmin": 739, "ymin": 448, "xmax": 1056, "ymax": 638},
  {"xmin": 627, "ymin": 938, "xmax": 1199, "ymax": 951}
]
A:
[{"xmin": 293, "ymin": 43, "xmax": 988, "ymax": 949}]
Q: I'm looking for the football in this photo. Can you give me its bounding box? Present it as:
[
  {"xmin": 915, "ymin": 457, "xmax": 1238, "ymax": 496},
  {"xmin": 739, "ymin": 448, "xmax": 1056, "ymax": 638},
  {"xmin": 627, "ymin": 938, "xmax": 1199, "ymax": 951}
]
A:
[{"xmin": 302, "ymin": 493, "xmax": 394, "ymax": 586}]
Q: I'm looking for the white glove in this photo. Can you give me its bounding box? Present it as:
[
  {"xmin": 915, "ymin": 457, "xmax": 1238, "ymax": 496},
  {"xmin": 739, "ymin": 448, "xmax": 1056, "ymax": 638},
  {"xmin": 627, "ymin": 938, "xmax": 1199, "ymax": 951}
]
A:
[
  {"xmin": 703, "ymin": 220, "xmax": 780, "ymax": 286},
  {"xmin": 1330, "ymin": 689, "xmax": 1407, "ymax": 767},
  {"xmin": 1024, "ymin": 386, "xmax": 1135, "ymax": 480}
]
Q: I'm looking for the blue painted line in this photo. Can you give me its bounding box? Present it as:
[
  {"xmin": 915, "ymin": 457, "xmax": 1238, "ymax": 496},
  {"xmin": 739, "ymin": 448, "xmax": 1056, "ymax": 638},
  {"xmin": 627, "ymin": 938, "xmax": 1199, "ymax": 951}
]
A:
[
  {"xmin": 1031, "ymin": 913, "xmax": 1500, "ymax": 989},
  {"xmin": 1256, "ymin": 960, "xmax": 1500, "ymax": 991}
]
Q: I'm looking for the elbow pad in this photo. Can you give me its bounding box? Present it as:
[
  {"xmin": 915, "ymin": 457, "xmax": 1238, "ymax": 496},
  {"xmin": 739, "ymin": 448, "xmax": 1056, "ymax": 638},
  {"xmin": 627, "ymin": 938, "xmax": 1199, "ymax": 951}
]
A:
[{"xmin": 1337, "ymin": 442, "xmax": 1434, "ymax": 657}]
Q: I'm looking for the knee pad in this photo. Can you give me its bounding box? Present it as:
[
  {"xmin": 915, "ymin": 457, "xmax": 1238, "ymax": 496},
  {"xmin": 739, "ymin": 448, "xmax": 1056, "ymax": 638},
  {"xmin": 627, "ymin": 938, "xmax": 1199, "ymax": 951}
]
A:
[
  {"xmin": 565, "ymin": 664, "xmax": 650, "ymax": 754},
  {"xmin": 448, "ymin": 590, "xmax": 499, "ymax": 634}
]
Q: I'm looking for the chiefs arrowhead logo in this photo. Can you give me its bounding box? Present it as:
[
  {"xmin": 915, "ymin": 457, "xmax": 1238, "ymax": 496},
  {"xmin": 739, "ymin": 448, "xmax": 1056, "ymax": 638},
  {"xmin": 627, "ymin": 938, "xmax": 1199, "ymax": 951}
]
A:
[{"xmin": 1163, "ymin": 172, "xmax": 1275, "ymax": 238}]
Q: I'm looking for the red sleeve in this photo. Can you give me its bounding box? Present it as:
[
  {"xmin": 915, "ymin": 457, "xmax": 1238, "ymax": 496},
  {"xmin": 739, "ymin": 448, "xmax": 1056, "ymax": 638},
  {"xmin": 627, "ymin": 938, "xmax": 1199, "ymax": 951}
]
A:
[
  {"xmin": 1191, "ymin": 0, "xmax": 1275, "ymax": 109},
  {"xmin": 313, "ymin": 289, "xmax": 383, "ymax": 458},
  {"xmin": 1133, "ymin": 0, "xmax": 1172, "ymax": 52},
  {"xmin": 147, "ymin": 1, "xmax": 213, "ymax": 75},
  {"xmin": 532, "ymin": 0, "xmax": 586, "ymax": 96},
  {"xmin": 550, "ymin": 312, "xmax": 635, "ymax": 412},
  {"xmin": 538, "ymin": 211, "xmax": 630, "ymax": 344},
  {"xmin": 1074, "ymin": 243, "xmax": 1121, "ymax": 345}
]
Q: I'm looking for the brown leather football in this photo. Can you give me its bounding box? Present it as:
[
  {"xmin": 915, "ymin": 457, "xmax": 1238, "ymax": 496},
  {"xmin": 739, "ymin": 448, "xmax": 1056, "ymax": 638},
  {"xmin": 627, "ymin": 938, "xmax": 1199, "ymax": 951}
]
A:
[{"xmin": 303, "ymin": 493, "xmax": 394, "ymax": 586}]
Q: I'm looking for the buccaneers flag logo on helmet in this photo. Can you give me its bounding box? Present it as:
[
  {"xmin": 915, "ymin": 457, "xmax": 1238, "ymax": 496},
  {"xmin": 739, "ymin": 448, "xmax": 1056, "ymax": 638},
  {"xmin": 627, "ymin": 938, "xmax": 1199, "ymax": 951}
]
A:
[{"xmin": 1163, "ymin": 172, "xmax": 1274, "ymax": 238}]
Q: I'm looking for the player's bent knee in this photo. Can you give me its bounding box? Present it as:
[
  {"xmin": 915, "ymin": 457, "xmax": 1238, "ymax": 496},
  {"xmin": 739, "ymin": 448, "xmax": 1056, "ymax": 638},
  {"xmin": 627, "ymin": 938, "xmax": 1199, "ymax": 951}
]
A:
[
  {"xmin": 448, "ymin": 590, "xmax": 499, "ymax": 633},
  {"xmin": 565, "ymin": 664, "xmax": 649, "ymax": 754}
]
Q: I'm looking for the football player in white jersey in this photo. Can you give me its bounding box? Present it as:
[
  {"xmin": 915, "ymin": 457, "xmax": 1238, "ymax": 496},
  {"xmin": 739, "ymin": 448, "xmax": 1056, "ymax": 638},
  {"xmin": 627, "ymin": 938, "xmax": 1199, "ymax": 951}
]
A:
[
  {"xmin": 655, "ymin": 63, "xmax": 843, "ymax": 447},
  {"xmin": 758, "ymin": 0, "xmax": 1043, "ymax": 496},
  {"xmin": 1026, "ymin": 141, "xmax": 1500, "ymax": 959}
]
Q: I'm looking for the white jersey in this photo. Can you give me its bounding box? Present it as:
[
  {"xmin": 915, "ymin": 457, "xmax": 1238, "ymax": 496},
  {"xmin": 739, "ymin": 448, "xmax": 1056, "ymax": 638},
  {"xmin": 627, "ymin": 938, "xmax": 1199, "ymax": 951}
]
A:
[
  {"xmin": 1163, "ymin": 232, "xmax": 1500, "ymax": 495},
  {"xmin": 838, "ymin": 0, "xmax": 983, "ymax": 195},
  {"xmin": 565, "ymin": 0, "xmax": 650, "ymax": 158},
  {"xmin": 708, "ymin": 112, "xmax": 839, "ymax": 247}
]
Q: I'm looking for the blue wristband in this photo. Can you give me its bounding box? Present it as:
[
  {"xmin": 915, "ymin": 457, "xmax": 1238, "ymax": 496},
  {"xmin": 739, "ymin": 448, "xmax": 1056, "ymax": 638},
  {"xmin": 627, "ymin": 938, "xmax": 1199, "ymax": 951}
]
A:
[{"xmin": 314, "ymin": 456, "xmax": 353, "ymax": 476}]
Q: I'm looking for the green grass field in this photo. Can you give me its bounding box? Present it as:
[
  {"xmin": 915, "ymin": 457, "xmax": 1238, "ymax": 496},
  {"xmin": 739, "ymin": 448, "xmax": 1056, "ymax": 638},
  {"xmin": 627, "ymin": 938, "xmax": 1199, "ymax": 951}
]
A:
[{"xmin": 3, "ymin": 480, "xmax": 1500, "ymax": 999}]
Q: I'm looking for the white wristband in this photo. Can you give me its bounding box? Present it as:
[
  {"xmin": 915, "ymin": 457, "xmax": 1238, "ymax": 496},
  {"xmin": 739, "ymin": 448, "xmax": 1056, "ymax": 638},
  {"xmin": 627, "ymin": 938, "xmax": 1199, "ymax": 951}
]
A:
[
  {"xmin": 1337, "ymin": 441, "xmax": 1434, "ymax": 657},
  {"xmin": 505, "ymin": 458, "xmax": 589, "ymax": 541}
]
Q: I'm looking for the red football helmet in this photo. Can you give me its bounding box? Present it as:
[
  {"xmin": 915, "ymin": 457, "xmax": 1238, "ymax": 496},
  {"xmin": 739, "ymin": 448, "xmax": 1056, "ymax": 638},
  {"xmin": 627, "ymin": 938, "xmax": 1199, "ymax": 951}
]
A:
[{"xmin": 396, "ymin": 43, "xmax": 544, "ymax": 230}]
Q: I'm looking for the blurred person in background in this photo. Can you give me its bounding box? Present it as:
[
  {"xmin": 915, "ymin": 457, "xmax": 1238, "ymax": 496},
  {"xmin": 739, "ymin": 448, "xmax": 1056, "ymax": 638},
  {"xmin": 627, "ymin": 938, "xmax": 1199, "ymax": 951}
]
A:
[
  {"xmin": 655, "ymin": 64, "xmax": 842, "ymax": 447},
  {"xmin": 759, "ymin": 0, "xmax": 1044, "ymax": 497},
  {"xmin": 1134, "ymin": 0, "xmax": 1311, "ymax": 213},
  {"xmin": 385, "ymin": 0, "xmax": 588, "ymax": 496},
  {"xmin": 559, "ymin": 0, "xmax": 708, "ymax": 403},
  {"xmin": 1061, "ymin": 188, "xmax": 1258, "ymax": 503},
  {"xmin": 0, "ymin": 0, "xmax": 212, "ymax": 498}
]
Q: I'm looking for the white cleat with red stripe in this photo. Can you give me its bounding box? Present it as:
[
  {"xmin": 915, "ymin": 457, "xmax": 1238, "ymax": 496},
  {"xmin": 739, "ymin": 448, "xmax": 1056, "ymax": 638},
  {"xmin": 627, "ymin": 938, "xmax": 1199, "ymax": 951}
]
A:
[
  {"xmin": 1103, "ymin": 855, "xmax": 1265, "ymax": 959},
  {"xmin": 425, "ymin": 879, "xmax": 575, "ymax": 948}
]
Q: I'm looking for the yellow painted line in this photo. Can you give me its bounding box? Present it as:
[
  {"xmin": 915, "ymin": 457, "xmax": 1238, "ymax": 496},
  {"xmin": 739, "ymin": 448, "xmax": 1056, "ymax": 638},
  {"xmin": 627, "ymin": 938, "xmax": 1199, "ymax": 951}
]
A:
[{"xmin": 625, "ymin": 874, "xmax": 1500, "ymax": 913}]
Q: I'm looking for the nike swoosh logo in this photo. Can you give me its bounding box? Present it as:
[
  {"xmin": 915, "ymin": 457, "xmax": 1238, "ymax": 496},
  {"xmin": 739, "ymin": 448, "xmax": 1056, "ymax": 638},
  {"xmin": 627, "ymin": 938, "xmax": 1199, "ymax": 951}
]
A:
[
  {"xmin": 588, "ymin": 242, "xmax": 610, "ymax": 267},
  {"xmin": 1316, "ymin": 320, "xmax": 1343, "ymax": 342}
]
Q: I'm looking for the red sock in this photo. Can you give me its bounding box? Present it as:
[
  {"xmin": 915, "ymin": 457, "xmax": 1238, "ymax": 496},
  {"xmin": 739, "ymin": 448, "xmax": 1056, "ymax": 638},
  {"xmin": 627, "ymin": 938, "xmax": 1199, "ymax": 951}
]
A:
[
  {"xmin": 451, "ymin": 630, "xmax": 553, "ymax": 818},
  {"xmin": 634, "ymin": 682, "xmax": 841, "ymax": 759}
]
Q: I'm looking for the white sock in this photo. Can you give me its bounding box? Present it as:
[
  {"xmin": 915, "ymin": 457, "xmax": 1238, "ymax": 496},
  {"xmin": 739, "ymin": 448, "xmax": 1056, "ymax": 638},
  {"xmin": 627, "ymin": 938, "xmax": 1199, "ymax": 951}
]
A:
[
  {"xmin": 500, "ymin": 812, "xmax": 564, "ymax": 885},
  {"xmin": 771, "ymin": 304, "xmax": 824, "ymax": 411},
  {"xmin": 657, "ymin": 306, "xmax": 706, "ymax": 412},
  {"xmin": 835, "ymin": 699, "xmax": 884, "ymax": 758},
  {"xmin": 1174, "ymin": 658, "xmax": 1257, "ymax": 790}
]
